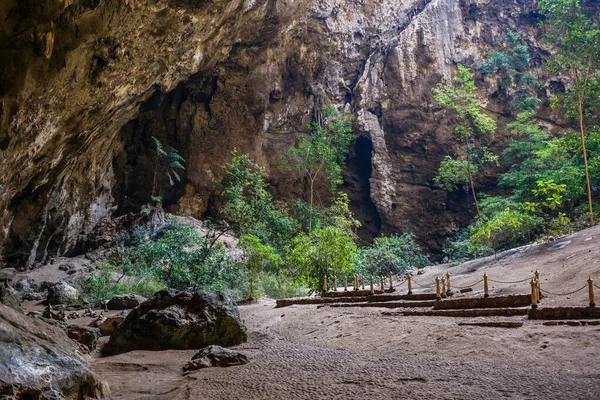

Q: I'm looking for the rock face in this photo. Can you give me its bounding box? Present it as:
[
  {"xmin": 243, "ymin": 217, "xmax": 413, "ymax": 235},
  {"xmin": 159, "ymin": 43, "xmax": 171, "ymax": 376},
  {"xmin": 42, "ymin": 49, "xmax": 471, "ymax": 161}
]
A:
[
  {"xmin": 102, "ymin": 289, "xmax": 247, "ymax": 355},
  {"xmin": 0, "ymin": 303, "xmax": 108, "ymax": 399},
  {"xmin": 183, "ymin": 345, "xmax": 249, "ymax": 372},
  {"xmin": 0, "ymin": 281, "xmax": 21, "ymax": 312},
  {"xmin": 106, "ymin": 294, "xmax": 147, "ymax": 310},
  {"xmin": 0, "ymin": 0, "xmax": 568, "ymax": 265},
  {"xmin": 47, "ymin": 282, "xmax": 79, "ymax": 305}
]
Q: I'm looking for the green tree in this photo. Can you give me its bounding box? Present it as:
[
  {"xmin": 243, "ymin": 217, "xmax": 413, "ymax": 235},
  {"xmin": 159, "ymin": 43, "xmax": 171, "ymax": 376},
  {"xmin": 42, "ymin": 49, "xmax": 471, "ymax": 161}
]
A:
[
  {"xmin": 287, "ymin": 104, "xmax": 354, "ymax": 232},
  {"xmin": 523, "ymin": 179, "xmax": 570, "ymax": 237},
  {"xmin": 149, "ymin": 136, "xmax": 185, "ymax": 228},
  {"xmin": 539, "ymin": 0, "xmax": 600, "ymax": 226},
  {"xmin": 478, "ymin": 30, "xmax": 540, "ymax": 113},
  {"xmin": 238, "ymin": 234, "xmax": 283, "ymax": 299},
  {"xmin": 219, "ymin": 151, "xmax": 297, "ymax": 250},
  {"xmin": 432, "ymin": 65, "xmax": 497, "ymax": 216},
  {"xmin": 355, "ymin": 233, "xmax": 429, "ymax": 277},
  {"xmin": 286, "ymin": 226, "xmax": 358, "ymax": 293}
]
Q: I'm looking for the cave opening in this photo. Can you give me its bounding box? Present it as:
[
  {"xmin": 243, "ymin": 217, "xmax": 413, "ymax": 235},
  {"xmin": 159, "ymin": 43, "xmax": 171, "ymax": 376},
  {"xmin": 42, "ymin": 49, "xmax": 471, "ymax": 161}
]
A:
[{"xmin": 353, "ymin": 136, "xmax": 382, "ymax": 239}]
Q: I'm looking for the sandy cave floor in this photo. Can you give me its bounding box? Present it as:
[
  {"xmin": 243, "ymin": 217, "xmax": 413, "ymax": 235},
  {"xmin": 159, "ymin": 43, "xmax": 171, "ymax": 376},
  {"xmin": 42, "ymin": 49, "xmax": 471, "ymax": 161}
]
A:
[
  {"xmin": 18, "ymin": 226, "xmax": 600, "ymax": 399},
  {"xmin": 92, "ymin": 299, "xmax": 600, "ymax": 400}
]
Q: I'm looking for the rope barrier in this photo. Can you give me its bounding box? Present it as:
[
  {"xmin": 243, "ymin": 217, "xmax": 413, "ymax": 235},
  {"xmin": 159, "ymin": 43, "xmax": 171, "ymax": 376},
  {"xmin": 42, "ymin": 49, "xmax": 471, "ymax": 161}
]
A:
[
  {"xmin": 539, "ymin": 284, "xmax": 588, "ymax": 297},
  {"xmin": 594, "ymin": 282, "xmax": 600, "ymax": 291},
  {"xmin": 450, "ymin": 279, "xmax": 484, "ymax": 289},
  {"xmin": 488, "ymin": 276, "xmax": 533, "ymax": 284},
  {"xmin": 411, "ymin": 278, "xmax": 436, "ymax": 288}
]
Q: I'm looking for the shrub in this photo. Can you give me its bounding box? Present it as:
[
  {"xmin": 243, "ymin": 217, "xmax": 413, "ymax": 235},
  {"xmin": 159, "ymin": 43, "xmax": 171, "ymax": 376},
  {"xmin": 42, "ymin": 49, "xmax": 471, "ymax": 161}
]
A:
[{"xmin": 355, "ymin": 233, "xmax": 429, "ymax": 277}]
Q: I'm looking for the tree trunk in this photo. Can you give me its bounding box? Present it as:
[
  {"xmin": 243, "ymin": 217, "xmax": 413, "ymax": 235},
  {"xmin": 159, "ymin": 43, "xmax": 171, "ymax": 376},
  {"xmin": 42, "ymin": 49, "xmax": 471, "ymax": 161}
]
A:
[
  {"xmin": 308, "ymin": 177, "xmax": 314, "ymax": 233},
  {"xmin": 577, "ymin": 95, "xmax": 595, "ymax": 227},
  {"xmin": 466, "ymin": 161, "xmax": 481, "ymax": 218}
]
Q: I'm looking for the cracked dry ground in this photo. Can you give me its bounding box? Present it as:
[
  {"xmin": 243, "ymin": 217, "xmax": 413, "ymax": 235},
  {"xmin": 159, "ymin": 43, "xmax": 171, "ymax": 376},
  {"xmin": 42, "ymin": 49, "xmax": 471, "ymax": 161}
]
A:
[{"xmin": 94, "ymin": 300, "xmax": 600, "ymax": 400}]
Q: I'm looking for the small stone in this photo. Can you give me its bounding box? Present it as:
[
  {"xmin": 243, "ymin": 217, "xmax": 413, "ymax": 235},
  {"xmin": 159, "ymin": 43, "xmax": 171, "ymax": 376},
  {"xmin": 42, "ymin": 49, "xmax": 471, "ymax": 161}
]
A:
[
  {"xmin": 183, "ymin": 345, "xmax": 249, "ymax": 372},
  {"xmin": 543, "ymin": 321, "xmax": 559, "ymax": 326}
]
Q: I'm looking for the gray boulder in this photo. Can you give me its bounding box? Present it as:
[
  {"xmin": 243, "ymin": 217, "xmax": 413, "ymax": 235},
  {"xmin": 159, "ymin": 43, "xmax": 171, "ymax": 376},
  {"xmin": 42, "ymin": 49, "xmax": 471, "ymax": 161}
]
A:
[
  {"xmin": 183, "ymin": 345, "xmax": 249, "ymax": 372},
  {"xmin": 102, "ymin": 289, "xmax": 247, "ymax": 355},
  {"xmin": 106, "ymin": 294, "xmax": 147, "ymax": 310},
  {"xmin": 47, "ymin": 282, "xmax": 79, "ymax": 305},
  {"xmin": 0, "ymin": 303, "xmax": 109, "ymax": 399}
]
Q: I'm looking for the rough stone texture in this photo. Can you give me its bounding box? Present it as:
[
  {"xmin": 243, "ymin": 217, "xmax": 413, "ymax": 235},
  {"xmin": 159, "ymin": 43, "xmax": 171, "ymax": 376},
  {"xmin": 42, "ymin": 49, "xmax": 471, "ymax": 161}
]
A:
[
  {"xmin": 528, "ymin": 307, "xmax": 600, "ymax": 320},
  {"xmin": 0, "ymin": 0, "xmax": 569, "ymax": 267},
  {"xmin": 46, "ymin": 282, "xmax": 79, "ymax": 305},
  {"xmin": 0, "ymin": 303, "xmax": 108, "ymax": 399},
  {"xmin": 0, "ymin": 281, "xmax": 21, "ymax": 312},
  {"xmin": 102, "ymin": 289, "xmax": 247, "ymax": 355},
  {"xmin": 182, "ymin": 345, "xmax": 249, "ymax": 372},
  {"xmin": 97, "ymin": 316, "xmax": 124, "ymax": 337},
  {"xmin": 106, "ymin": 294, "xmax": 147, "ymax": 310},
  {"xmin": 433, "ymin": 294, "xmax": 531, "ymax": 310},
  {"xmin": 66, "ymin": 325, "xmax": 101, "ymax": 352},
  {"xmin": 394, "ymin": 308, "xmax": 529, "ymax": 317}
]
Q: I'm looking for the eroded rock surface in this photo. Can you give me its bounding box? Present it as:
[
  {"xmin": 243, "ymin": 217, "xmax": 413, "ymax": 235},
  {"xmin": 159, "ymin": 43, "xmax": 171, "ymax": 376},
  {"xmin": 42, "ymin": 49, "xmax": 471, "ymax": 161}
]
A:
[
  {"xmin": 106, "ymin": 294, "xmax": 147, "ymax": 310},
  {"xmin": 0, "ymin": 303, "xmax": 108, "ymax": 399},
  {"xmin": 183, "ymin": 345, "xmax": 249, "ymax": 372},
  {"xmin": 0, "ymin": 0, "xmax": 567, "ymax": 266},
  {"xmin": 102, "ymin": 289, "xmax": 247, "ymax": 355},
  {"xmin": 47, "ymin": 282, "xmax": 79, "ymax": 305}
]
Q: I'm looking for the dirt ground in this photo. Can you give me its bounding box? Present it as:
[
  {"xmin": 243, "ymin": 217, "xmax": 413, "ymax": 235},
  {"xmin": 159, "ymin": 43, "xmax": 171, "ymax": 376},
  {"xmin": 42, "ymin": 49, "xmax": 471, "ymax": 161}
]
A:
[{"xmin": 91, "ymin": 225, "xmax": 600, "ymax": 400}]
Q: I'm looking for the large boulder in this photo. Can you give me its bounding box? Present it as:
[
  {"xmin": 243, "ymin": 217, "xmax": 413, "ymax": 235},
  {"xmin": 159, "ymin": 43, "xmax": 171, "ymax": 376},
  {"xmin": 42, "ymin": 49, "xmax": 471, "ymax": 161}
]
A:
[
  {"xmin": 0, "ymin": 303, "xmax": 109, "ymax": 399},
  {"xmin": 102, "ymin": 289, "xmax": 247, "ymax": 356},
  {"xmin": 47, "ymin": 282, "xmax": 79, "ymax": 305},
  {"xmin": 106, "ymin": 294, "xmax": 147, "ymax": 310}
]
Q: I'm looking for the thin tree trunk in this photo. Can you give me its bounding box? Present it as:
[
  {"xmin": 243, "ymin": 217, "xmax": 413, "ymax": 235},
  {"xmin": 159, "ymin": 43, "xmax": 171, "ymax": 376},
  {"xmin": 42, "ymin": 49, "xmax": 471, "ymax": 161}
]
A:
[
  {"xmin": 577, "ymin": 94, "xmax": 595, "ymax": 227},
  {"xmin": 466, "ymin": 161, "xmax": 481, "ymax": 218},
  {"xmin": 308, "ymin": 177, "xmax": 314, "ymax": 233}
]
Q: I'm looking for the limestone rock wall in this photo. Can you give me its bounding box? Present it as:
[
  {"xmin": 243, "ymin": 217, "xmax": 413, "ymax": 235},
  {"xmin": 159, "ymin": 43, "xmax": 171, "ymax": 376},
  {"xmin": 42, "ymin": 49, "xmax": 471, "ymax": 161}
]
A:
[{"xmin": 0, "ymin": 0, "xmax": 557, "ymax": 267}]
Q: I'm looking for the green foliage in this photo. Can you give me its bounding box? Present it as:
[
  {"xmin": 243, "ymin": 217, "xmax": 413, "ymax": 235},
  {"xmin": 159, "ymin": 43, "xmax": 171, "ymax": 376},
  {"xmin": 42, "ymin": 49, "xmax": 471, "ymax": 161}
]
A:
[
  {"xmin": 539, "ymin": 0, "xmax": 600, "ymax": 225},
  {"xmin": 287, "ymin": 104, "xmax": 355, "ymax": 232},
  {"xmin": 286, "ymin": 226, "xmax": 358, "ymax": 293},
  {"xmin": 432, "ymin": 65, "xmax": 497, "ymax": 215},
  {"xmin": 220, "ymin": 151, "xmax": 298, "ymax": 250},
  {"xmin": 78, "ymin": 263, "xmax": 164, "ymax": 306},
  {"xmin": 434, "ymin": 156, "xmax": 476, "ymax": 191},
  {"xmin": 238, "ymin": 234, "xmax": 283, "ymax": 298},
  {"xmin": 259, "ymin": 272, "xmax": 309, "ymax": 299},
  {"xmin": 355, "ymin": 233, "xmax": 429, "ymax": 277},
  {"xmin": 150, "ymin": 136, "xmax": 185, "ymax": 201},
  {"xmin": 478, "ymin": 30, "xmax": 540, "ymax": 113},
  {"xmin": 115, "ymin": 221, "xmax": 241, "ymax": 292},
  {"xmin": 524, "ymin": 179, "xmax": 570, "ymax": 236},
  {"xmin": 432, "ymin": 65, "xmax": 497, "ymax": 141}
]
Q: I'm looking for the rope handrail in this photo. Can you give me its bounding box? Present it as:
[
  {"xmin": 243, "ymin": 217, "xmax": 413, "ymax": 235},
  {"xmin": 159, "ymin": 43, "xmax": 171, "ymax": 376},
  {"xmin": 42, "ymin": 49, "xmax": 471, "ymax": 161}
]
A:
[
  {"xmin": 451, "ymin": 279, "xmax": 484, "ymax": 289},
  {"xmin": 411, "ymin": 278, "xmax": 436, "ymax": 288},
  {"xmin": 539, "ymin": 284, "xmax": 588, "ymax": 297},
  {"xmin": 488, "ymin": 276, "xmax": 533, "ymax": 284}
]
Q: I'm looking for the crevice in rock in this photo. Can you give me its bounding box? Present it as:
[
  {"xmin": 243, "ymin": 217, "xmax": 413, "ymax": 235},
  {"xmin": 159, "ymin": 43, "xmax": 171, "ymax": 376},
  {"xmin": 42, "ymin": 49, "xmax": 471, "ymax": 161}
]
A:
[{"xmin": 346, "ymin": 135, "xmax": 381, "ymax": 242}]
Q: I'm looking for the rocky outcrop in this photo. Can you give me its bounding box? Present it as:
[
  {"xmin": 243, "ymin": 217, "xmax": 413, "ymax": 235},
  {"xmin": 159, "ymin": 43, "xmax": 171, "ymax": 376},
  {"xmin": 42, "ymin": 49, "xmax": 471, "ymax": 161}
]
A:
[
  {"xmin": 0, "ymin": 303, "xmax": 108, "ymax": 399},
  {"xmin": 183, "ymin": 345, "xmax": 249, "ymax": 372},
  {"xmin": 102, "ymin": 289, "xmax": 247, "ymax": 355},
  {"xmin": 106, "ymin": 294, "xmax": 147, "ymax": 310},
  {"xmin": 0, "ymin": 281, "xmax": 21, "ymax": 312},
  {"xmin": 0, "ymin": 0, "xmax": 566, "ymax": 266}
]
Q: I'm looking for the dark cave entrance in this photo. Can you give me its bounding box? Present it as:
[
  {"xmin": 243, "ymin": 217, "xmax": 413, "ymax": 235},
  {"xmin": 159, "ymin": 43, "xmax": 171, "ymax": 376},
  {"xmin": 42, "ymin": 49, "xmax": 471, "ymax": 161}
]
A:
[{"xmin": 351, "ymin": 136, "xmax": 382, "ymax": 240}]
